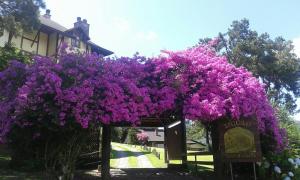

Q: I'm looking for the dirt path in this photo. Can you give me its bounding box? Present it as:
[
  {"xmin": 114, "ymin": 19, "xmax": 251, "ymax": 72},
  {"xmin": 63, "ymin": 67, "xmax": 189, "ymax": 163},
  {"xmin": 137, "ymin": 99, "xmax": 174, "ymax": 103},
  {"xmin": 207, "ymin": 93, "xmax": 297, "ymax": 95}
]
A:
[
  {"xmin": 131, "ymin": 148, "xmax": 153, "ymax": 168},
  {"xmin": 112, "ymin": 143, "xmax": 153, "ymax": 168},
  {"xmin": 112, "ymin": 146, "xmax": 130, "ymax": 168}
]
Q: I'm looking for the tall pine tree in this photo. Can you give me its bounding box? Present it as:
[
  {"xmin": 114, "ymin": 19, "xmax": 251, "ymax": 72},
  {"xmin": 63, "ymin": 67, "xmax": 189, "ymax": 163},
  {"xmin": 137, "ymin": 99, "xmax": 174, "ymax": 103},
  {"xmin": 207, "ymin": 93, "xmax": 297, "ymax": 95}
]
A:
[{"xmin": 199, "ymin": 19, "xmax": 300, "ymax": 113}]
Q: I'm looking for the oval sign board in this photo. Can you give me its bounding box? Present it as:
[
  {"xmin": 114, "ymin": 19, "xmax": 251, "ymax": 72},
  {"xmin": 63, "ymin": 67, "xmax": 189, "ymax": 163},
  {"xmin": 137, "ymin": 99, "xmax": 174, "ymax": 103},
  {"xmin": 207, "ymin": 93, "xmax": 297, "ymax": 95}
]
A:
[{"xmin": 219, "ymin": 118, "xmax": 262, "ymax": 162}]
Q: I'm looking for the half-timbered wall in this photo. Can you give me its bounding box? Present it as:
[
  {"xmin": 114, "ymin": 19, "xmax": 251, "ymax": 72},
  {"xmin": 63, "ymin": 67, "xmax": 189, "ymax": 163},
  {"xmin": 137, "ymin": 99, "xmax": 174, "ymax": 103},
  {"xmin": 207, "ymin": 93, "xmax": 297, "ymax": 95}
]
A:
[{"xmin": 0, "ymin": 29, "xmax": 92, "ymax": 57}]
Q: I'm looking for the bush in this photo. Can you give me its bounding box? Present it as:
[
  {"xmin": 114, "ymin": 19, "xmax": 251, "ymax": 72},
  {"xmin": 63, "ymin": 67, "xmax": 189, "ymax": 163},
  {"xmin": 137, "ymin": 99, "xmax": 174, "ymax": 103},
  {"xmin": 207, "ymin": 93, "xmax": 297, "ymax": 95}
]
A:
[
  {"xmin": 258, "ymin": 149, "xmax": 300, "ymax": 180},
  {"xmin": 7, "ymin": 119, "xmax": 97, "ymax": 179},
  {"xmin": 0, "ymin": 44, "xmax": 32, "ymax": 71}
]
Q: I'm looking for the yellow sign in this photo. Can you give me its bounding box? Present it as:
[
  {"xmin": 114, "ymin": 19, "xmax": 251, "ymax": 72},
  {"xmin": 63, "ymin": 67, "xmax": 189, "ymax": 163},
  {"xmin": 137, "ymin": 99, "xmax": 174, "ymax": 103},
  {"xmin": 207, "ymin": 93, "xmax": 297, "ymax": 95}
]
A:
[{"xmin": 224, "ymin": 127, "xmax": 256, "ymax": 154}]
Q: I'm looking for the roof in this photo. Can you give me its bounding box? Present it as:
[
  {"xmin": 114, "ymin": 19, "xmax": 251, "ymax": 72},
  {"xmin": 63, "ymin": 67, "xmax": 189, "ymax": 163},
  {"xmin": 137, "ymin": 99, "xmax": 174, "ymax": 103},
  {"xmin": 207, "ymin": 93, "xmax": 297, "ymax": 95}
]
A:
[
  {"xmin": 39, "ymin": 16, "xmax": 67, "ymax": 32},
  {"xmin": 141, "ymin": 129, "xmax": 164, "ymax": 142},
  {"xmin": 87, "ymin": 41, "xmax": 113, "ymax": 56},
  {"xmin": 65, "ymin": 27, "xmax": 91, "ymax": 41},
  {"xmin": 39, "ymin": 16, "xmax": 113, "ymax": 56}
]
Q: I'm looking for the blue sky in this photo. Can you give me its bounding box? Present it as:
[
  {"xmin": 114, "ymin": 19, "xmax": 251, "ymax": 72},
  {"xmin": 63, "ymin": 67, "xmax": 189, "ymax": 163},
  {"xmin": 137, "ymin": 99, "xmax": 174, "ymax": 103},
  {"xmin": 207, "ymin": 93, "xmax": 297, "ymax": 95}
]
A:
[{"xmin": 43, "ymin": 0, "xmax": 300, "ymax": 120}]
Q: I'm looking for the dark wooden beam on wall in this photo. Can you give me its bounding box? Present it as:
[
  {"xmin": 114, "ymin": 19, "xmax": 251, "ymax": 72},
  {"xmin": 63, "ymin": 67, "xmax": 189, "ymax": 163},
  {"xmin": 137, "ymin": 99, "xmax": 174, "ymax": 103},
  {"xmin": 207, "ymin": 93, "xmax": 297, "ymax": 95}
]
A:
[
  {"xmin": 20, "ymin": 34, "xmax": 24, "ymax": 49},
  {"xmin": 101, "ymin": 125, "xmax": 111, "ymax": 180},
  {"xmin": 31, "ymin": 29, "xmax": 40, "ymax": 47},
  {"xmin": 36, "ymin": 31, "xmax": 40, "ymax": 55},
  {"xmin": 21, "ymin": 36, "xmax": 38, "ymax": 42},
  {"xmin": 55, "ymin": 33, "xmax": 59, "ymax": 57}
]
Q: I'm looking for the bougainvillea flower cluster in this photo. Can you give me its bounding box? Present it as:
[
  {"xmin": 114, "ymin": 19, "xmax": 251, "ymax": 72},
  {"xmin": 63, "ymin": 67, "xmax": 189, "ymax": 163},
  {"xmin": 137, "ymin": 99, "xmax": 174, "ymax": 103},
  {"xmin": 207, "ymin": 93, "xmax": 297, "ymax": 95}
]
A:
[
  {"xmin": 136, "ymin": 132, "xmax": 149, "ymax": 143},
  {"xmin": 0, "ymin": 44, "xmax": 284, "ymax": 150}
]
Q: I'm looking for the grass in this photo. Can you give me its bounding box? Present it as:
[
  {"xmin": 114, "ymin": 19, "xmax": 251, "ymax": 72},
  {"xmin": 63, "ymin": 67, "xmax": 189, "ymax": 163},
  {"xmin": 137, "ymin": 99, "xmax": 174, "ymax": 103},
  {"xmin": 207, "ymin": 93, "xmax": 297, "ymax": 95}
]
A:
[
  {"xmin": 110, "ymin": 148, "xmax": 118, "ymax": 168},
  {"xmin": 130, "ymin": 144, "xmax": 214, "ymax": 169}
]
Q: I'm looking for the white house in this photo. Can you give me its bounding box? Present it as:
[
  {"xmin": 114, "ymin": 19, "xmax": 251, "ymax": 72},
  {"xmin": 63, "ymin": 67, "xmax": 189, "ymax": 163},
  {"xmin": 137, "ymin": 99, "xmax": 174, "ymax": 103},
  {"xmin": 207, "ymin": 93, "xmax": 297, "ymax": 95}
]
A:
[{"xmin": 0, "ymin": 9, "xmax": 113, "ymax": 57}]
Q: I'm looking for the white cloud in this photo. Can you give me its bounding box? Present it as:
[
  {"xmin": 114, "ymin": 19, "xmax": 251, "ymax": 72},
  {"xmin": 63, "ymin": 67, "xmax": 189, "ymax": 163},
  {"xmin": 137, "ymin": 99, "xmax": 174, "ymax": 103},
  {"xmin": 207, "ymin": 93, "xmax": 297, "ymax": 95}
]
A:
[
  {"xmin": 293, "ymin": 37, "xmax": 300, "ymax": 57},
  {"xmin": 136, "ymin": 31, "xmax": 158, "ymax": 41},
  {"xmin": 113, "ymin": 17, "xmax": 130, "ymax": 32}
]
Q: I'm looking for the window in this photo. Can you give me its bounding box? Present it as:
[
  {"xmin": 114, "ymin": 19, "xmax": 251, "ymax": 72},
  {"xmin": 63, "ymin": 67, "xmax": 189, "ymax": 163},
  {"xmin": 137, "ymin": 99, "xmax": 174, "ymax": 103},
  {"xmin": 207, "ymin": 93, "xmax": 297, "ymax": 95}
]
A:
[{"xmin": 71, "ymin": 38, "xmax": 80, "ymax": 48}]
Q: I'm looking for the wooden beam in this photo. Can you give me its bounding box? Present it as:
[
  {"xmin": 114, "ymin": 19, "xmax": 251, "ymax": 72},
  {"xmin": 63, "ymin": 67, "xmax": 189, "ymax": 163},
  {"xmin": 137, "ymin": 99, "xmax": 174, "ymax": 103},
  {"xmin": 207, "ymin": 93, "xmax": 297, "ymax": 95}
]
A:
[
  {"xmin": 55, "ymin": 33, "xmax": 59, "ymax": 57},
  {"xmin": 20, "ymin": 35, "xmax": 24, "ymax": 49},
  {"xmin": 101, "ymin": 125, "xmax": 111, "ymax": 180},
  {"xmin": 164, "ymin": 126, "xmax": 169, "ymax": 164},
  {"xmin": 180, "ymin": 115, "xmax": 187, "ymax": 168},
  {"xmin": 187, "ymin": 161, "xmax": 214, "ymax": 165},
  {"xmin": 109, "ymin": 117, "xmax": 177, "ymax": 127},
  {"xmin": 187, "ymin": 151, "xmax": 212, "ymax": 156},
  {"xmin": 21, "ymin": 36, "xmax": 38, "ymax": 42},
  {"xmin": 36, "ymin": 30, "xmax": 40, "ymax": 55},
  {"xmin": 211, "ymin": 122, "xmax": 223, "ymax": 179},
  {"xmin": 31, "ymin": 30, "xmax": 40, "ymax": 47}
]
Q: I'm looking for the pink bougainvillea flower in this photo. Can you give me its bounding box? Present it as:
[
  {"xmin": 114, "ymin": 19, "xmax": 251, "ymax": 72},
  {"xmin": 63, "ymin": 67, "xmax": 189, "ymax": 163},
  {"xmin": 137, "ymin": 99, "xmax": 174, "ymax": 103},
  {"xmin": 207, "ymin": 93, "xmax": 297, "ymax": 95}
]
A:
[{"xmin": 0, "ymin": 43, "xmax": 285, "ymax": 150}]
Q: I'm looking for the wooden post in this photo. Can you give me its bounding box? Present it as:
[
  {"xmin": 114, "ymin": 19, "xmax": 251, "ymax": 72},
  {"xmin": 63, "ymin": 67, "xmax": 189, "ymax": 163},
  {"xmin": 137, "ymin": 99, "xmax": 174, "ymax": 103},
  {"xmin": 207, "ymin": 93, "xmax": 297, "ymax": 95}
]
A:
[
  {"xmin": 211, "ymin": 122, "xmax": 223, "ymax": 179},
  {"xmin": 180, "ymin": 116, "xmax": 187, "ymax": 168},
  {"xmin": 101, "ymin": 125, "xmax": 111, "ymax": 180},
  {"xmin": 195, "ymin": 155, "xmax": 197, "ymax": 172},
  {"xmin": 205, "ymin": 125, "xmax": 212, "ymax": 152},
  {"xmin": 164, "ymin": 126, "xmax": 169, "ymax": 164}
]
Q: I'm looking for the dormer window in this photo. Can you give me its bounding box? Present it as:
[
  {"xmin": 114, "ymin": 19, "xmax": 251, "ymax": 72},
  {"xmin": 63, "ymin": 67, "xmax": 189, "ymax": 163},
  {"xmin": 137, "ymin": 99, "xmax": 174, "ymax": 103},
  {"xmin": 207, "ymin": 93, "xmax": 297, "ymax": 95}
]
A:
[{"xmin": 71, "ymin": 37, "xmax": 80, "ymax": 48}]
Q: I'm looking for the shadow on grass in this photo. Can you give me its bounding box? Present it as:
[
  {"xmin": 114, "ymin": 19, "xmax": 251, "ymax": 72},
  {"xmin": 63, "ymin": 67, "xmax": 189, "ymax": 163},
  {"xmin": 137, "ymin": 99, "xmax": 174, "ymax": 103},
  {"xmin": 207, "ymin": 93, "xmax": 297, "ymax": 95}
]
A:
[
  {"xmin": 109, "ymin": 168, "xmax": 212, "ymax": 180},
  {"xmin": 110, "ymin": 149, "xmax": 151, "ymax": 159},
  {"xmin": 187, "ymin": 164, "xmax": 215, "ymax": 180}
]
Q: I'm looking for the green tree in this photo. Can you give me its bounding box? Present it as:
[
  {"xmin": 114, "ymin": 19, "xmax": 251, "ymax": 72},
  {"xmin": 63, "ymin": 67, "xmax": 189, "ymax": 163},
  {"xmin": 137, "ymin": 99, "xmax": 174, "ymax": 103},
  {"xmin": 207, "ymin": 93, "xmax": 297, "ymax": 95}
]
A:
[
  {"xmin": 0, "ymin": 44, "xmax": 32, "ymax": 71},
  {"xmin": 199, "ymin": 19, "xmax": 300, "ymax": 113},
  {"xmin": 0, "ymin": 0, "xmax": 45, "ymax": 44},
  {"xmin": 186, "ymin": 121, "xmax": 205, "ymax": 141},
  {"xmin": 111, "ymin": 127, "xmax": 124, "ymax": 142},
  {"xmin": 125, "ymin": 128, "xmax": 139, "ymax": 145},
  {"xmin": 276, "ymin": 106, "xmax": 300, "ymax": 154}
]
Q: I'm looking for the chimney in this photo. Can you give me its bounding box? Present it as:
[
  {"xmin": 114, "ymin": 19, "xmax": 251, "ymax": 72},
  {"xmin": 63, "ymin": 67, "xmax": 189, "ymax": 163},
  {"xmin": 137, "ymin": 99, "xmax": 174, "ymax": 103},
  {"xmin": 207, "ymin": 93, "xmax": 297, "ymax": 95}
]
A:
[
  {"xmin": 44, "ymin": 9, "xmax": 51, "ymax": 19},
  {"xmin": 74, "ymin": 17, "xmax": 90, "ymax": 36}
]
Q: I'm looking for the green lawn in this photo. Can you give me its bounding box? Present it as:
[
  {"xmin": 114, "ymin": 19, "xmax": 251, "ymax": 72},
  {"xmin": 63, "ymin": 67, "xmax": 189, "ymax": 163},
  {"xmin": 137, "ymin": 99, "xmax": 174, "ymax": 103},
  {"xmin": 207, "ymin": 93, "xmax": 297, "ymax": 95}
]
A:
[
  {"xmin": 110, "ymin": 147, "xmax": 118, "ymax": 168},
  {"xmin": 131, "ymin": 144, "xmax": 214, "ymax": 169}
]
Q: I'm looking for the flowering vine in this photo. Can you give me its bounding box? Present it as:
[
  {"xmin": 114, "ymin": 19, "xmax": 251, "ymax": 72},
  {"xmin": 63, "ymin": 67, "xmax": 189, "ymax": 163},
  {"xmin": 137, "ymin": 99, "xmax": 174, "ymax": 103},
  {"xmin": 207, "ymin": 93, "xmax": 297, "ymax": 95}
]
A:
[{"xmin": 0, "ymin": 43, "xmax": 284, "ymax": 150}]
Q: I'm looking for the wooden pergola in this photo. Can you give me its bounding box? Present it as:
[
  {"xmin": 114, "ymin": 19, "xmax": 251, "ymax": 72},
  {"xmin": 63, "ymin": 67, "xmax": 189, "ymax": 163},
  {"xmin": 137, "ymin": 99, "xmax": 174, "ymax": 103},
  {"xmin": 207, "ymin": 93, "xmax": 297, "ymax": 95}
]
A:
[
  {"xmin": 100, "ymin": 116, "xmax": 188, "ymax": 180},
  {"xmin": 99, "ymin": 115, "xmax": 261, "ymax": 180}
]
